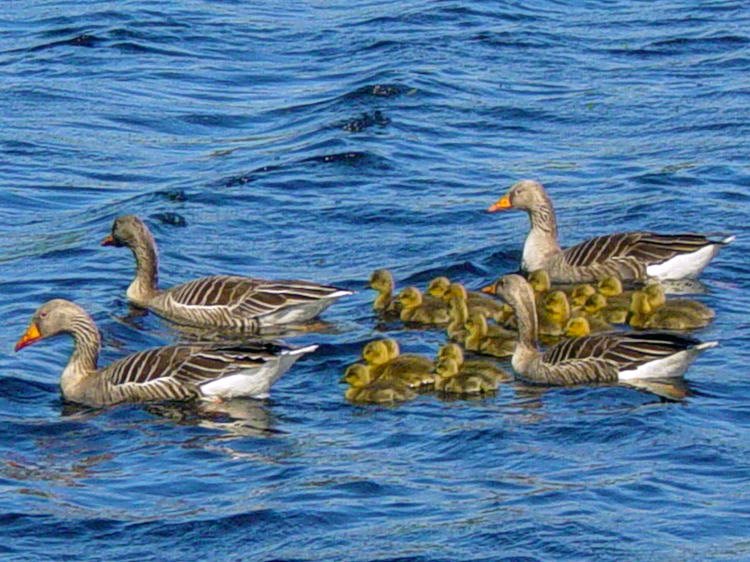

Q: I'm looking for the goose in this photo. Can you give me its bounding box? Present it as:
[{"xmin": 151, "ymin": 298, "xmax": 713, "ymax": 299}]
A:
[
  {"xmin": 437, "ymin": 343, "xmax": 512, "ymax": 383},
  {"xmin": 369, "ymin": 269, "xmax": 400, "ymax": 314},
  {"xmin": 434, "ymin": 357, "xmax": 501, "ymax": 395},
  {"xmin": 361, "ymin": 339, "xmax": 435, "ymax": 387},
  {"xmin": 594, "ymin": 276, "xmax": 630, "ymax": 324},
  {"xmin": 397, "ymin": 286, "xmax": 451, "ymax": 325},
  {"xmin": 580, "ymin": 294, "xmax": 616, "ymax": 331},
  {"xmin": 568, "ymin": 283, "xmax": 597, "ymax": 308},
  {"xmin": 527, "ymin": 269, "xmax": 551, "ymax": 296},
  {"xmin": 628, "ymin": 292, "xmax": 711, "ymax": 331},
  {"xmin": 14, "ymin": 299, "xmax": 316, "ymax": 407},
  {"xmin": 445, "ymin": 292, "xmax": 470, "ymax": 344},
  {"xmin": 464, "ymin": 312, "xmax": 516, "ymax": 358},
  {"xmin": 564, "ymin": 316, "xmax": 591, "ymax": 338},
  {"xmin": 643, "ymin": 282, "xmax": 714, "ymax": 322},
  {"xmin": 430, "ymin": 278, "xmax": 511, "ymax": 324},
  {"xmin": 482, "ymin": 274, "xmax": 717, "ymax": 385},
  {"xmin": 341, "ymin": 364, "xmax": 416, "ymax": 404},
  {"xmin": 102, "ymin": 215, "xmax": 351, "ymax": 330},
  {"xmin": 488, "ymin": 180, "xmax": 734, "ymax": 282},
  {"xmin": 537, "ymin": 290, "xmax": 572, "ymax": 336}
]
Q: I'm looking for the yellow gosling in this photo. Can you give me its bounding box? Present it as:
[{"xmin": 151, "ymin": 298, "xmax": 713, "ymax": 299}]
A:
[{"xmin": 398, "ymin": 286, "xmax": 451, "ymax": 325}]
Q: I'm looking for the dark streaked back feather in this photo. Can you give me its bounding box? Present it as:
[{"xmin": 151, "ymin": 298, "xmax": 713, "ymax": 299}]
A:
[{"xmin": 562, "ymin": 232, "xmax": 719, "ymax": 268}]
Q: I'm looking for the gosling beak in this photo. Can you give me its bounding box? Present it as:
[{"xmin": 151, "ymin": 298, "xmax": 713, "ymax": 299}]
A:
[
  {"xmin": 481, "ymin": 283, "xmax": 497, "ymax": 295},
  {"xmin": 487, "ymin": 194, "xmax": 512, "ymax": 212},
  {"xmin": 15, "ymin": 322, "xmax": 41, "ymax": 352},
  {"xmin": 101, "ymin": 234, "xmax": 115, "ymax": 246}
]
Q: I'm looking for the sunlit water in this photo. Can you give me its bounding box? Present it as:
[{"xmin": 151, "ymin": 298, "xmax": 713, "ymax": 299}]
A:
[{"xmin": 1, "ymin": 1, "xmax": 749, "ymax": 560}]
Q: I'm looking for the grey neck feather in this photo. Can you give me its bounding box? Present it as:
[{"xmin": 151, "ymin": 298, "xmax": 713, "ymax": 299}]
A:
[
  {"xmin": 127, "ymin": 230, "xmax": 160, "ymax": 302},
  {"xmin": 68, "ymin": 315, "xmax": 101, "ymax": 374},
  {"xmin": 510, "ymin": 283, "xmax": 539, "ymax": 349}
]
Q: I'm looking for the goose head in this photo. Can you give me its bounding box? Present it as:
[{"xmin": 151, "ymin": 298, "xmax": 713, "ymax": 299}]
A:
[
  {"xmin": 527, "ymin": 269, "xmax": 551, "ymax": 294},
  {"xmin": 564, "ymin": 316, "xmax": 591, "ymax": 338},
  {"xmin": 427, "ymin": 276, "xmax": 451, "ymax": 298},
  {"xmin": 583, "ymin": 293, "xmax": 607, "ymax": 316},
  {"xmin": 597, "ymin": 275, "xmax": 623, "ymax": 297},
  {"xmin": 437, "ymin": 342, "xmax": 464, "ymax": 364},
  {"xmin": 398, "ymin": 286, "xmax": 424, "ymax": 309},
  {"xmin": 643, "ymin": 282, "xmax": 666, "ymax": 308},
  {"xmin": 487, "ymin": 180, "xmax": 552, "ymax": 213},
  {"xmin": 435, "ymin": 357, "xmax": 460, "ymax": 378},
  {"xmin": 341, "ymin": 363, "xmax": 373, "ymax": 386},
  {"xmin": 16, "ymin": 299, "xmax": 94, "ymax": 351},
  {"xmin": 542, "ymin": 291, "xmax": 570, "ymax": 320},
  {"xmin": 362, "ymin": 339, "xmax": 392, "ymax": 366},
  {"xmin": 101, "ymin": 214, "xmax": 151, "ymax": 248},
  {"xmin": 369, "ymin": 269, "xmax": 394, "ymax": 293},
  {"xmin": 570, "ymin": 284, "xmax": 596, "ymax": 307}
]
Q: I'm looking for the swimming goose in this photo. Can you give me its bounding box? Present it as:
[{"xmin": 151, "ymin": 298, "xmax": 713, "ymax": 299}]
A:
[
  {"xmin": 488, "ymin": 180, "xmax": 733, "ymax": 282},
  {"xmin": 628, "ymin": 291, "xmax": 712, "ymax": 330},
  {"xmin": 397, "ymin": 286, "xmax": 451, "ymax": 325},
  {"xmin": 14, "ymin": 299, "xmax": 316, "ymax": 407},
  {"xmin": 434, "ymin": 358, "xmax": 501, "ymax": 395},
  {"xmin": 482, "ymin": 274, "xmax": 717, "ymax": 385},
  {"xmin": 538, "ymin": 290, "xmax": 571, "ymax": 336},
  {"xmin": 361, "ymin": 339, "xmax": 435, "ymax": 387},
  {"xmin": 369, "ymin": 269, "xmax": 400, "ymax": 314},
  {"xmin": 446, "ymin": 292, "xmax": 470, "ymax": 343},
  {"xmin": 341, "ymin": 364, "xmax": 416, "ymax": 404},
  {"xmin": 102, "ymin": 215, "xmax": 352, "ymax": 330},
  {"xmin": 464, "ymin": 312, "xmax": 516, "ymax": 358},
  {"xmin": 595, "ymin": 276, "xmax": 630, "ymax": 323},
  {"xmin": 564, "ymin": 316, "xmax": 591, "ymax": 338},
  {"xmin": 446, "ymin": 282, "xmax": 513, "ymax": 325},
  {"xmin": 437, "ymin": 343, "xmax": 512, "ymax": 383},
  {"xmin": 643, "ymin": 282, "xmax": 714, "ymax": 322},
  {"xmin": 580, "ymin": 294, "xmax": 616, "ymax": 331},
  {"xmin": 568, "ymin": 283, "xmax": 597, "ymax": 308}
]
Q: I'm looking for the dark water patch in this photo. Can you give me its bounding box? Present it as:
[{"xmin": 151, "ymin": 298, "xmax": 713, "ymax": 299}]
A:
[
  {"xmin": 335, "ymin": 110, "xmax": 391, "ymax": 133},
  {"xmin": 149, "ymin": 212, "xmax": 187, "ymax": 227}
]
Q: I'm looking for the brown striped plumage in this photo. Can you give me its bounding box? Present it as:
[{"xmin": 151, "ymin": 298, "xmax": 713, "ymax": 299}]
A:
[
  {"xmin": 14, "ymin": 299, "xmax": 316, "ymax": 407},
  {"xmin": 102, "ymin": 215, "xmax": 352, "ymax": 330},
  {"xmin": 484, "ymin": 274, "xmax": 717, "ymax": 386},
  {"xmin": 488, "ymin": 180, "xmax": 733, "ymax": 282}
]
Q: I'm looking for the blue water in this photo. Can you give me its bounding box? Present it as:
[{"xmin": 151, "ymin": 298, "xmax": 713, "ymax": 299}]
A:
[{"xmin": 1, "ymin": 1, "xmax": 749, "ymax": 559}]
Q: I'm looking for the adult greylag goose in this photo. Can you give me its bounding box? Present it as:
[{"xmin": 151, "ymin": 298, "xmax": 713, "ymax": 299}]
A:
[
  {"xmin": 102, "ymin": 215, "xmax": 352, "ymax": 330},
  {"xmin": 15, "ymin": 299, "xmax": 316, "ymax": 407},
  {"xmin": 482, "ymin": 275, "xmax": 717, "ymax": 385},
  {"xmin": 488, "ymin": 180, "xmax": 734, "ymax": 282},
  {"xmin": 341, "ymin": 364, "xmax": 416, "ymax": 404}
]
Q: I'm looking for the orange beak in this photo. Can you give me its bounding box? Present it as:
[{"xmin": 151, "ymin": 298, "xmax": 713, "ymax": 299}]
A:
[
  {"xmin": 15, "ymin": 322, "xmax": 42, "ymax": 352},
  {"xmin": 481, "ymin": 283, "xmax": 497, "ymax": 295},
  {"xmin": 487, "ymin": 194, "xmax": 512, "ymax": 212},
  {"xmin": 101, "ymin": 234, "xmax": 115, "ymax": 246}
]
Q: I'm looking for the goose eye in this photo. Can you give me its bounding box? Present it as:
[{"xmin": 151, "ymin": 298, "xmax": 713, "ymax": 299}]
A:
[{"xmin": 39, "ymin": 312, "xmax": 47, "ymax": 318}]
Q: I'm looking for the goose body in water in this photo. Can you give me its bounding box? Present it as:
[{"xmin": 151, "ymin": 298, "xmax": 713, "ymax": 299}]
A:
[
  {"xmin": 483, "ymin": 275, "xmax": 717, "ymax": 385},
  {"xmin": 102, "ymin": 215, "xmax": 352, "ymax": 330},
  {"xmin": 15, "ymin": 299, "xmax": 316, "ymax": 407},
  {"xmin": 488, "ymin": 180, "xmax": 733, "ymax": 282}
]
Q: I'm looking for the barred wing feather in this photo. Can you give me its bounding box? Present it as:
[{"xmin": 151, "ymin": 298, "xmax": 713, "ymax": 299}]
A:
[{"xmin": 562, "ymin": 232, "xmax": 720, "ymax": 268}]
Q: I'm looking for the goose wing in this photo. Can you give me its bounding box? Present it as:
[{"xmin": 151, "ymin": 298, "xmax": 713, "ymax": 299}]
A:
[
  {"xmin": 542, "ymin": 331, "xmax": 702, "ymax": 383},
  {"xmin": 102, "ymin": 341, "xmax": 289, "ymax": 401},
  {"xmin": 166, "ymin": 275, "xmax": 346, "ymax": 318},
  {"xmin": 562, "ymin": 232, "xmax": 722, "ymax": 268}
]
